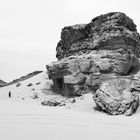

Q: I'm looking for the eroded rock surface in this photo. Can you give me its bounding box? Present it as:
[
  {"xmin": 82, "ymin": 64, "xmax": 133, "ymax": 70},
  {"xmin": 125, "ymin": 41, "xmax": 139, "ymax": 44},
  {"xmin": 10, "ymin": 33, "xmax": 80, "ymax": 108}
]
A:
[
  {"xmin": 93, "ymin": 77, "xmax": 140, "ymax": 116},
  {"xmin": 56, "ymin": 12, "xmax": 140, "ymax": 60},
  {"xmin": 46, "ymin": 12, "xmax": 140, "ymax": 115}
]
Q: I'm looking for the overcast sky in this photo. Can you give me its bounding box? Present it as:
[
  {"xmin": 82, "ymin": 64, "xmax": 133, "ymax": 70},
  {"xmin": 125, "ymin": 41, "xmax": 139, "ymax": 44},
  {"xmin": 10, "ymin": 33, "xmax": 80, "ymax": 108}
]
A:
[{"xmin": 0, "ymin": 0, "xmax": 140, "ymax": 82}]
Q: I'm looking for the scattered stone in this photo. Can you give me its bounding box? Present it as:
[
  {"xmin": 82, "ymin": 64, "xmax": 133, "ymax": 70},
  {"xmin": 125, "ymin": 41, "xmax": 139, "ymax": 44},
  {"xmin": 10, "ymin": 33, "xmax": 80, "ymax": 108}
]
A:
[
  {"xmin": 71, "ymin": 99, "xmax": 76, "ymax": 103},
  {"xmin": 58, "ymin": 102, "xmax": 66, "ymax": 106},
  {"xmin": 27, "ymin": 83, "xmax": 33, "ymax": 87},
  {"xmin": 36, "ymin": 82, "xmax": 41, "ymax": 85},
  {"xmin": 41, "ymin": 100, "xmax": 61, "ymax": 106}
]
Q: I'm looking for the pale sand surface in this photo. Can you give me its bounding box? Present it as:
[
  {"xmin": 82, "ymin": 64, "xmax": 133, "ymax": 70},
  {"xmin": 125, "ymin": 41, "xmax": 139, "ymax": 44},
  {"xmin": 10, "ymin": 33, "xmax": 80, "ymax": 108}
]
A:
[{"xmin": 0, "ymin": 72, "xmax": 140, "ymax": 140}]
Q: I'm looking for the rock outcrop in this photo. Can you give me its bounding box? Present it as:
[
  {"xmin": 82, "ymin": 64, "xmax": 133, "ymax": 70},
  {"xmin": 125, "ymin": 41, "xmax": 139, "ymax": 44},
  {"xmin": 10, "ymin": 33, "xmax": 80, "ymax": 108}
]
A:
[{"xmin": 46, "ymin": 12, "xmax": 140, "ymax": 115}]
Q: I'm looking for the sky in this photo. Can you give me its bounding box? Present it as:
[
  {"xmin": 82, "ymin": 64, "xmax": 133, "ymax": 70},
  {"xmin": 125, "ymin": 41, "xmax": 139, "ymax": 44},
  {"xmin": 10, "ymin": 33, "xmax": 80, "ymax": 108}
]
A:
[{"xmin": 0, "ymin": 0, "xmax": 140, "ymax": 82}]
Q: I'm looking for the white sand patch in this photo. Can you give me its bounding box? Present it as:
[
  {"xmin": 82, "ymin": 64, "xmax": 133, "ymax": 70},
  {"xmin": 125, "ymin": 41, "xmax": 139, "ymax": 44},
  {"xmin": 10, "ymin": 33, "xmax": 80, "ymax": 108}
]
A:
[{"xmin": 0, "ymin": 100, "xmax": 140, "ymax": 140}]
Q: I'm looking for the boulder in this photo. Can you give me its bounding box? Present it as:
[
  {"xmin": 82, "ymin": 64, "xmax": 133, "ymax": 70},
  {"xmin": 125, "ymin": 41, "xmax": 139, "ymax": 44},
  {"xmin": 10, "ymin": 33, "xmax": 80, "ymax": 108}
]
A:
[
  {"xmin": 41, "ymin": 100, "xmax": 61, "ymax": 106},
  {"xmin": 16, "ymin": 82, "xmax": 21, "ymax": 87},
  {"xmin": 93, "ymin": 78, "xmax": 139, "ymax": 116}
]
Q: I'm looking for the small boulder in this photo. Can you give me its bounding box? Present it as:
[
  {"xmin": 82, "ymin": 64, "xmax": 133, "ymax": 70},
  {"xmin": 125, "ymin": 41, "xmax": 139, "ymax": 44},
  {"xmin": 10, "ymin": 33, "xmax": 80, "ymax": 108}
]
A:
[
  {"xmin": 31, "ymin": 88, "xmax": 35, "ymax": 91},
  {"xmin": 36, "ymin": 82, "xmax": 41, "ymax": 85},
  {"xmin": 32, "ymin": 94, "xmax": 38, "ymax": 99},
  {"xmin": 41, "ymin": 100, "xmax": 61, "ymax": 106},
  {"xmin": 16, "ymin": 82, "xmax": 21, "ymax": 87}
]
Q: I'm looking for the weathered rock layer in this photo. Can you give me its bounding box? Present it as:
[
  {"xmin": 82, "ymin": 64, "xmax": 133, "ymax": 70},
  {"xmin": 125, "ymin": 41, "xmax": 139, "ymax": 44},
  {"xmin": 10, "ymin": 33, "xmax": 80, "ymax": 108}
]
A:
[
  {"xmin": 56, "ymin": 12, "xmax": 140, "ymax": 59},
  {"xmin": 47, "ymin": 12, "xmax": 140, "ymax": 115}
]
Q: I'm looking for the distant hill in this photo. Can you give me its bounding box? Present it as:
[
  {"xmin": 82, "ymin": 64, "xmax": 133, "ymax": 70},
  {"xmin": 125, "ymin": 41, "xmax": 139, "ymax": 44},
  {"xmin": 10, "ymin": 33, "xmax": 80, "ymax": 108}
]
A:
[
  {"xmin": 1, "ymin": 70, "xmax": 43, "ymax": 87},
  {"xmin": 0, "ymin": 79, "xmax": 7, "ymax": 87}
]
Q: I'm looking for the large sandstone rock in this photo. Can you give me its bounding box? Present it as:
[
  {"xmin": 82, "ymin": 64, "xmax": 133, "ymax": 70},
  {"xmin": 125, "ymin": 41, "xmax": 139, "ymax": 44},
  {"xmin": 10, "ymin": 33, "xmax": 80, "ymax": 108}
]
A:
[
  {"xmin": 47, "ymin": 48, "xmax": 139, "ymax": 96},
  {"xmin": 46, "ymin": 12, "xmax": 140, "ymax": 114},
  {"xmin": 93, "ymin": 78, "xmax": 140, "ymax": 116}
]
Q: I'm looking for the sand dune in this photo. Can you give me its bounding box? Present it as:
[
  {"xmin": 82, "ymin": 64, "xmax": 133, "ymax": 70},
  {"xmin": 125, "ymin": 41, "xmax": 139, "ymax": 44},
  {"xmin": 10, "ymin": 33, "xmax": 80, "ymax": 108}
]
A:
[
  {"xmin": 0, "ymin": 100, "xmax": 139, "ymax": 140},
  {"xmin": 0, "ymin": 72, "xmax": 140, "ymax": 140}
]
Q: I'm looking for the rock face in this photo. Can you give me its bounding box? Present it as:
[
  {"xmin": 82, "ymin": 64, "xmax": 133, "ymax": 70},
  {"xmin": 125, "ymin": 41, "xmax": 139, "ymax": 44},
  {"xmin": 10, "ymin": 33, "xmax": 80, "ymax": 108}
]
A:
[
  {"xmin": 56, "ymin": 12, "xmax": 140, "ymax": 59},
  {"xmin": 46, "ymin": 12, "xmax": 140, "ymax": 115}
]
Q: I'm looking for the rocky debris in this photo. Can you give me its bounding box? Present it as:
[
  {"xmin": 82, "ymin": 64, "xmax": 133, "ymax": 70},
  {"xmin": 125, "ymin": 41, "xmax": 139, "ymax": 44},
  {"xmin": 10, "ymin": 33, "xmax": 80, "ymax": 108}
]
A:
[
  {"xmin": 46, "ymin": 12, "xmax": 140, "ymax": 115},
  {"xmin": 41, "ymin": 96, "xmax": 78, "ymax": 107},
  {"xmin": 93, "ymin": 78, "xmax": 139, "ymax": 116}
]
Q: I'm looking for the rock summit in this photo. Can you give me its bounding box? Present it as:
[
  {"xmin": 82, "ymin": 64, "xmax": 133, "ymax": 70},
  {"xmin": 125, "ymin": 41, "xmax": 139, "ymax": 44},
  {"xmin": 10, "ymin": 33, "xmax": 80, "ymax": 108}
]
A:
[{"xmin": 47, "ymin": 12, "xmax": 140, "ymax": 115}]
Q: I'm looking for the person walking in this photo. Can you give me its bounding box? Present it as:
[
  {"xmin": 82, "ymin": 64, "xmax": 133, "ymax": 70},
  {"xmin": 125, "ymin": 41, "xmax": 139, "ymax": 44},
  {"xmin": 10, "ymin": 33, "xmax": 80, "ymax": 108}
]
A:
[{"xmin": 8, "ymin": 91, "xmax": 11, "ymax": 98}]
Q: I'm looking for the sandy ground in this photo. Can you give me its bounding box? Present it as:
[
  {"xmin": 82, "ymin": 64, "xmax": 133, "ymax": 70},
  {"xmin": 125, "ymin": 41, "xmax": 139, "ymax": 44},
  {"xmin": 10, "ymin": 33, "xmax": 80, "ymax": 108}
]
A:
[
  {"xmin": 0, "ymin": 100, "xmax": 140, "ymax": 140},
  {"xmin": 0, "ymin": 72, "xmax": 140, "ymax": 140}
]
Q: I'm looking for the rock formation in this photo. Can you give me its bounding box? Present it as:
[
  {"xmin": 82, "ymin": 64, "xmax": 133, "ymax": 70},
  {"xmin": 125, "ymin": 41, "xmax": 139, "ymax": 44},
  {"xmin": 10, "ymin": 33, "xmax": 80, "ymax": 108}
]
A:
[{"xmin": 46, "ymin": 12, "xmax": 140, "ymax": 115}]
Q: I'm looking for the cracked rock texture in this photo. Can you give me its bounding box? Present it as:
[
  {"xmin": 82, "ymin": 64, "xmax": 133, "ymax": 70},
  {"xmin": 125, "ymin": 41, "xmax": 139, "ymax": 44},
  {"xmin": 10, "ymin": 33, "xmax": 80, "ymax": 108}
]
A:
[
  {"xmin": 93, "ymin": 77, "xmax": 139, "ymax": 116},
  {"xmin": 56, "ymin": 12, "xmax": 140, "ymax": 59},
  {"xmin": 46, "ymin": 12, "xmax": 140, "ymax": 115}
]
